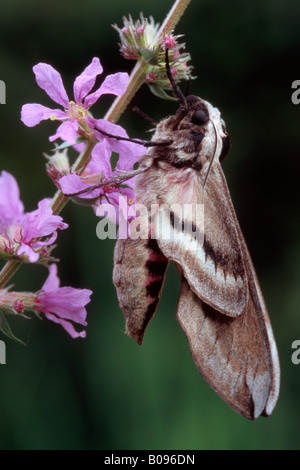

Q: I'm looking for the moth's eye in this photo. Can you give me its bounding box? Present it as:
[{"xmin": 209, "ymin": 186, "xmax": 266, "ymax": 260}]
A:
[{"xmin": 191, "ymin": 110, "xmax": 209, "ymax": 126}]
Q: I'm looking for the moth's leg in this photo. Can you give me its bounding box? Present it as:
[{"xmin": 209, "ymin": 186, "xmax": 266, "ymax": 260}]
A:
[{"xmin": 131, "ymin": 105, "xmax": 158, "ymax": 126}]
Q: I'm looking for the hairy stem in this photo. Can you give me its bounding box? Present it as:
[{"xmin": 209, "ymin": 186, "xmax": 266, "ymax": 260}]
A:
[
  {"xmin": 0, "ymin": 261, "xmax": 22, "ymax": 290},
  {"xmin": 104, "ymin": 0, "xmax": 192, "ymax": 123}
]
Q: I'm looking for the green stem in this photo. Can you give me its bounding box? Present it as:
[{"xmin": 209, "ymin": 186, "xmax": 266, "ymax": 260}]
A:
[
  {"xmin": 0, "ymin": 0, "xmax": 192, "ymax": 289},
  {"xmin": 0, "ymin": 261, "xmax": 22, "ymax": 290}
]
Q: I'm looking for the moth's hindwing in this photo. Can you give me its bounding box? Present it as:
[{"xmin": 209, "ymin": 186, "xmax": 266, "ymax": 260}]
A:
[
  {"xmin": 176, "ymin": 274, "xmax": 279, "ymax": 419},
  {"xmin": 152, "ymin": 162, "xmax": 279, "ymax": 419},
  {"xmin": 113, "ymin": 236, "xmax": 168, "ymax": 345}
]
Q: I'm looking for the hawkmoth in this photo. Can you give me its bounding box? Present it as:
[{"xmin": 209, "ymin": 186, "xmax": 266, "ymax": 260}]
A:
[{"xmin": 99, "ymin": 56, "xmax": 280, "ymax": 419}]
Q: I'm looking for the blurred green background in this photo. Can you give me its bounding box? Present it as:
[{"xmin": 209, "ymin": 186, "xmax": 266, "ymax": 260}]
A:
[{"xmin": 0, "ymin": 0, "xmax": 300, "ymax": 450}]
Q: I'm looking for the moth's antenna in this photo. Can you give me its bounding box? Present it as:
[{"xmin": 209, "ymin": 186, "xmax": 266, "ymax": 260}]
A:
[
  {"xmin": 203, "ymin": 119, "xmax": 218, "ymax": 189},
  {"xmin": 96, "ymin": 126, "xmax": 172, "ymax": 147},
  {"xmin": 165, "ymin": 48, "xmax": 187, "ymax": 109}
]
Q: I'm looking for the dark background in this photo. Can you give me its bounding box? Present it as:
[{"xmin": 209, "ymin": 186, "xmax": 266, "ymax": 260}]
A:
[{"xmin": 0, "ymin": 0, "xmax": 299, "ymax": 450}]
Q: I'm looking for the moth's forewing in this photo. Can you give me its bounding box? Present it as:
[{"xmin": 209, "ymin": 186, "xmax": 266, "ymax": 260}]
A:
[{"xmin": 154, "ymin": 164, "xmax": 248, "ymax": 317}]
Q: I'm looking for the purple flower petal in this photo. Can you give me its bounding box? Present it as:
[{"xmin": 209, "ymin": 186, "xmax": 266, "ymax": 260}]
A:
[
  {"xmin": 59, "ymin": 174, "xmax": 88, "ymax": 195},
  {"xmin": 88, "ymin": 140, "xmax": 112, "ymax": 177},
  {"xmin": 21, "ymin": 103, "xmax": 66, "ymax": 127},
  {"xmin": 40, "ymin": 286, "xmax": 90, "ymax": 322},
  {"xmin": 94, "ymin": 119, "xmax": 128, "ymax": 146},
  {"xmin": 22, "ymin": 198, "xmax": 68, "ymax": 242},
  {"xmin": 37, "ymin": 265, "xmax": 92, "ymax": 338},
  {"xmin": 33, "ymin": 63, "xmax": 69, "ymax": 107},
  {"xmin": 73, "ymin": 57, "xmax": 103, "ymax": 104},
  {"xmin": 59, "ymin": 174, "xmax": 101, "ymax": 199},
  {"xmin": 115, "ymin": 139, "xmax": 145, "ymax": 171},
  {"xmin": 84, "ymin": 71, "xmax": 129, "ymax": 107},
  {"xmin": 0, "ymin": 171, "xmax": 24, "ymax": 227},
  {"xmin": 94, "ymin": 119, "xmax": 144, "ymax": 170},
  {"xmin": 49, "ymin": 120, "xmax": 79, "ymax": 143},
  {"xmin": 108, "ymin": 189, "xmax": 136, "ymax": 222},
  {"xmin": 41, "ymin": 264, "xmax": 60, "ymax": 291},
  {"xmin": 33, "ymin": 230, "xmax": 58, "ymax": 247},
  {"xmin": 43, "ymin": 313, "xmax": 87, "ymax": 338},
  {"xmin": 17, "ymin": 243, "xmax": 39, "ymax": 263}
]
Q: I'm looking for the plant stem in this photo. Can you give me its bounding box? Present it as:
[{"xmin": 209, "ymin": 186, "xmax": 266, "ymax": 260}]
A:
[
  {"xmin": 0, "ymin": 0, "xmax": 192, "ymax": 289},
  {"xmin": 50, "ymin": 136, "xmax": 98, "ymax": 215},
  {"xmin": 0, "ymin": 261, "xmax": 22, "ymax": 290},
  {"xmin": 104, "ymin": 0, "xmax": 192, "ymax": 124}
]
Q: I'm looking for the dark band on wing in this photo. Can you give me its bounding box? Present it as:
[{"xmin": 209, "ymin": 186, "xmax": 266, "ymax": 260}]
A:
[
  {"xmin": 138, "ymin": 239, "xmax": 168, "ymax": 340},
  {"xmin": 203, "ymin": 234, "xmax": 244, "ymax": 278},
  {"xmin": 146, "ymin": 259, "xmax": 168, "ymax": 276},
  {"xmin": 169, "ymin": 210, "xmax": 199, "ymax": 239}
]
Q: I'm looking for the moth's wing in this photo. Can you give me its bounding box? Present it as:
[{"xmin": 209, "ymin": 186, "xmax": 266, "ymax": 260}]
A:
[
  {"xmin": 154, "ymin": 164, "xmax": 248, "ymax": 317},
  {"xmin": 113, "ymin": 236, "xmax": 168, "ymax": 345},
  {"xmin": 177, "ymin": 273, "xmax": 280, "ymax": 420}
]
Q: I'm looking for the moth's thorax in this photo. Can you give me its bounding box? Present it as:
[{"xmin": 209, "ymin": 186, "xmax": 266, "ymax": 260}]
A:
[{"xmin": 148, "ymin": 95, "xmax": 229, "ymax": 172}]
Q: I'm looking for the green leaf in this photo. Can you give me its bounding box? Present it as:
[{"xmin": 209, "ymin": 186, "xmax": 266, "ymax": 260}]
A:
[
  {"xmin": 0, "ymin": 312, "xmax": 26, "ymax": 346},
  {"xmin": 148, "ymin": 84, "xmax": 177, "ymax": 100},
  {"xmin": 139, "ymin": 47, "xmax": 159, "ymax": 65},
  {"xmin": 52, "ymin": 137, "xmax": 85, "ymax": 151}
]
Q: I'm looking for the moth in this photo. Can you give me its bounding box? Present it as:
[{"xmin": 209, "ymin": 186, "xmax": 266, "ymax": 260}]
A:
[{"xmin": 98, "ymin": 55, "xmax": 280, "ymax": 419}]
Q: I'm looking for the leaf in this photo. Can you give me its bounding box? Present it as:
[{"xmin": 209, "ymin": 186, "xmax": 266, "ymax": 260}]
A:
[
  {"xmin": 0, "ymin": 312, "xmax": 26, "ymax": 346},
  {"xmin": 148, "ymin": 84, "xmax": 177, "ymax": 100},
  {"xmin": 139, "ymin": 47, "xmax": 159, "ymax": 65},
  {"xmin": 52, "ymin": 137, "xmax": 85, "ymax": 151}
]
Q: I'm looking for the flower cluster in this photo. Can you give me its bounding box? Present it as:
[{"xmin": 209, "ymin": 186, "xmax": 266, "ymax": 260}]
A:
[
  {"xmin": 1, "ymin": 57, "xmax": 145, "ymax": 343},
  {"xmin": 1, "ymin": 13, "xmax": 196, "ymax": 345},
  {"xmin": 113, "ymin": 15, "xmax": 160, "ymax": 60},
  {"xmin": 0, "ymin": 172, "xmax": 91, "ymax": 339},
  {"xmin": 0, "ymin": 264, "xmax": 91, "ymax": 339},
  {"xmin": 21, "ymin": 58, "xmax": 144, "ymax": 218},
  {"xmin": 21, "ymin": 57, "xmax": 130, "ymax": 144},
  {"xmin": 0, "ymin": 171, "xmax": 68, "ymax": 263},
  {"xmin": 113, "ymin": 14, "xmax": 194, "ymax": 99}
]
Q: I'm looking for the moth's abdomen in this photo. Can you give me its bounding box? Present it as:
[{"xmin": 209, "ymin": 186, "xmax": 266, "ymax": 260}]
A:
[{"xmin": 113, "ymin": 236, "xmax": 168, "ymax": 345}]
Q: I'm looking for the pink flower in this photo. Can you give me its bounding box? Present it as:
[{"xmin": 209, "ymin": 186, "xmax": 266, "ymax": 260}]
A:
[
  {"xmin": 21, "ymin": 57, "xmax": 129, "ymax": 144},
  {"xmin": 0, "ymin": 171, "xmax": 68, "ymax": 262},
  {"xmin": 163, "ymin": 34, "xmax": 177, "ymax": 49},
  {"xmin": 58, "ymin": 139, "xmax": 136, "ymax": 225},
  {"xmin": 36, "ymin": 265, "xmax": 92, "ymax": 338},
  {"xmin": 0, "ymin": 170, "xmax": 24, "ymax": 228},
  {"xmin": 93, "ymin": 120, "xmax": 145, "ymax": 174}
]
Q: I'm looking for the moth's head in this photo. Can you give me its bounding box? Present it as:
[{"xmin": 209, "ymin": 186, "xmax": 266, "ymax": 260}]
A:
[
  {"xmin": 161, "ymin": 49, "xmax": 230, "ymax": 163},
  {"xmin": 168, "ymin": 94, "xmax": 230, "ymax": 163}
]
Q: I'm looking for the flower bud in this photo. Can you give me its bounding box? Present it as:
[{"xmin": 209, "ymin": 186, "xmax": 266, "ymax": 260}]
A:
[
  {"xmin": 45, "ymin": 147, "xmax": 70, "ymax": 185},
  {"xmin": 113, "ymin": 14, "xmax": 195, "ymax": 99}
]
